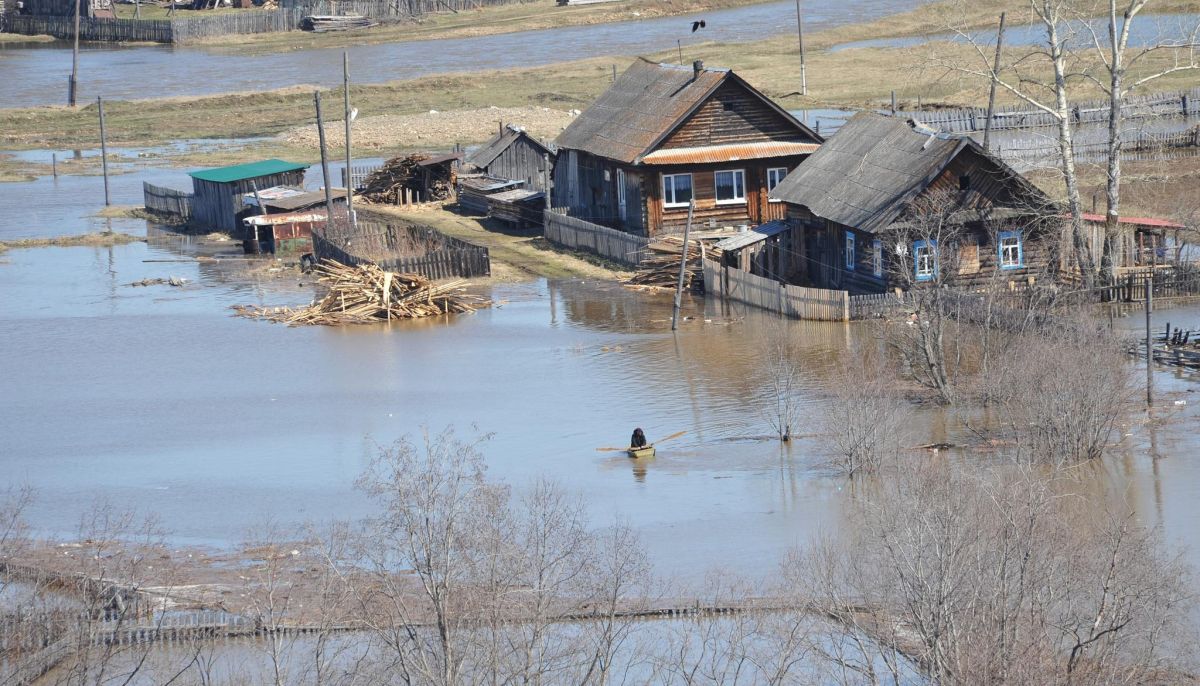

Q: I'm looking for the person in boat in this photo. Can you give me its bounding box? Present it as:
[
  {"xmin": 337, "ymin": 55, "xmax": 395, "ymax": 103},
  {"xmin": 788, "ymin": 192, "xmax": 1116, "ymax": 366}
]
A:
[{"xmin": 631, "ymin": 428, "xmax": 648, "ymax": 449}]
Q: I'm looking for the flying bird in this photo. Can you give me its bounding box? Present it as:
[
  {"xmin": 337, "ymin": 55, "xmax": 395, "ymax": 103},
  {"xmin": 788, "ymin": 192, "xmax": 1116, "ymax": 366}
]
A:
[{"xmin": 691, "ymin": 19, "xmax": 706, "ymax": 32}]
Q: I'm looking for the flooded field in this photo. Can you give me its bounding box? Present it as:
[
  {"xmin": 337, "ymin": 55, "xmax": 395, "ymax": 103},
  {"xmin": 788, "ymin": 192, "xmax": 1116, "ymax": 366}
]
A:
[
  {"xmin": 0, "ymin": 0, "xmax": 921, "ymax": 107},
  {"xmin": 1, "ymin": 233, "xmax": 1198, "ymax": 580}
]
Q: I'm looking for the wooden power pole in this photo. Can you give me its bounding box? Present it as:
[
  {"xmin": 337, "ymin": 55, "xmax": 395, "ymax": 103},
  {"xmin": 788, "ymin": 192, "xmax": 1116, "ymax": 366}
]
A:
[
  {"xmin": 97, "ymin": 96, "xmax": 110, "ymax": 207},
  {"xmin": 69, "ymin": 0, "xmax": 81, "ymax": 105},
  {"xmin": 314, "ymin": 91, "xmax": 335, "ymax": 234},
  {"xmin": 795, "ymin": 0, "xmax": 807, "ymax": 96},
  {"xmin": 343, "ymin": 52, "xmax": 354, "ymax": 229},
  {"xmin": 671, "ymin": 200, "xmax": 696, "ymax": 331},
  {"xmin": 983, "ymin": 12, "xmax": 1007, "ymax": 151}
]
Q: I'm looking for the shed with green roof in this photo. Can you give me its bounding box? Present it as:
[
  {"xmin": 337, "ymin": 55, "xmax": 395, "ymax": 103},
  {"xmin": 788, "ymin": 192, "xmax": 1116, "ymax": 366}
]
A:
[{"xmin": 189, "ymin": 159, "xmax": 310, "ymax": 234}]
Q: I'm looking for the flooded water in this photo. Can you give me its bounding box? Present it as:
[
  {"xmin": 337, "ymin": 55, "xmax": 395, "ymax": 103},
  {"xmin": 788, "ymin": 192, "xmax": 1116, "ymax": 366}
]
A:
[
  {"xmin": 1, "ymin": 235, "xmax": 1198, "ymax": 580},
  {"xmin": 0, "ymin": 0, "xmax": 921, "ymax": 108},
  {"xmin": 830, "ymin": 12, "xmax": 1200, "ymax": 52}
]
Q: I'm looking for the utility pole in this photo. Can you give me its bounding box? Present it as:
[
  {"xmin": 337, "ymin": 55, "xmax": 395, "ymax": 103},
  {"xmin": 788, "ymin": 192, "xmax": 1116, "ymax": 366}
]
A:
[
  {"xmin": 97, "ymin": 96, "xmax": 110, "ymax": 208},
  {"xmin": 1145, "ymin": 273, "xmax": 1153, "ymax": 405},
  {"xmin": 795, "ymin": 0, "xmax": 807, "ymax": 96},
  {"xmin": 671, "ymin": 200, "xmax": 695, "ymax": 331},
  {"xmin": 69, "ymin": 0, "xmax": 81, "ymax": 105},
  {"xmin": 343, "ymin": 52, "xmax": 354, "ymax": 228},
  {"xmin": 314, "ymin": 91, "xmax": 335, "ymax": 234},
  {"xmin": 983, "ymin": 12, "xmax": 1006, "ymax": 151},
  {"xmin": 677, "ymin": 39, "xmax": 682, "ymax": 64}
]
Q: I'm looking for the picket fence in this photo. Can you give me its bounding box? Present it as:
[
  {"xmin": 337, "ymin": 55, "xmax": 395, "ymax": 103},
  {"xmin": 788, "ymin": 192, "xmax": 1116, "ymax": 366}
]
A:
[
  {"xmin": 703, "ymin": 259, "xmax": 849, "ymax": 322},
  {"xmin": 543, "ymin": 209, "xmax": 649, "ymax": 267}
]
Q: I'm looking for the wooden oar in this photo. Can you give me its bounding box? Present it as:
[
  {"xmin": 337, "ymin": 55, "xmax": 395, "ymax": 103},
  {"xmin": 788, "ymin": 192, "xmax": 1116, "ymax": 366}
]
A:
[{"xmin": 595, "ymin": 430, "xmax": 688, "ymax": 452}]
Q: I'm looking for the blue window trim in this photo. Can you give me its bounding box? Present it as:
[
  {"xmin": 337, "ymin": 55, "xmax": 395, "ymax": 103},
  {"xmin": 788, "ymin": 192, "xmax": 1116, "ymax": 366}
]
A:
[
  {"xmin": 914, "ymin": 239, "xmax": 937, "ymax": 282},
  {"xmin": 845, "ymin": 231, "xmax": 856, "ymax": 270},
  {"xmin": 998, "ymin": 230, "xmax": 1024, "ymax": 270},
  {"xmin": 872, "ymin": 239, "xmax": 883, "ymax": 277}
]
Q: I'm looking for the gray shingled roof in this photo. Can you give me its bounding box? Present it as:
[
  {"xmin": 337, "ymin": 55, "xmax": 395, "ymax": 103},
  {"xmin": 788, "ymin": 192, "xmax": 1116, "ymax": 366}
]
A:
[
  {"xmin": 465, "ymin": 126, "xmax": 553, "ymax": 169},
  {"xmin": 769, "ymin": 112, "xmax": 1043, "ymax": 233},
  {"xmin": 554, "ymin": 58, "xmax": 819, "ymax": 165}
]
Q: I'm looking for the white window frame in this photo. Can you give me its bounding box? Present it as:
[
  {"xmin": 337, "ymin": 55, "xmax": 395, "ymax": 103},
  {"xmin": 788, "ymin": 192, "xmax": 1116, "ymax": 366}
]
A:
[
  {"xmin": 662, "ymin": 173, "xmax": 693, "ymax": 209},
  {"xmin": 714, "ymin": 169, "xmax": 747, "ymax": 206},
  {"xmin": 845, "ymin": 231, "xmax": 856, "ymax": 270},
  {"xmin": 616, "ymin": 168, "xmax": 627, "ymax": 220},
  {"xmin": 872, "ymin": 239, "xmax": 883, "ymax": 277},
  {"xmin": 914, "ymin": 239, "xmax": 937, "ymax": 282},
  {"xmin": 998, "ymin": 230, "xmax": 1023, "ymax": 269},
  {"xmin": 766, "ymin": 167, "xmax": 788, "ymax": 202}
]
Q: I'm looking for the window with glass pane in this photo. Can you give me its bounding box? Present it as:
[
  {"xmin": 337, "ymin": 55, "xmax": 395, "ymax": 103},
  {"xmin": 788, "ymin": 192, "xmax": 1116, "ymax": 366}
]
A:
[
  {"xmin": 915, "ymin": 240, "xmax": 936, "ymax": 281},
  {"xmin": 998, "ymin": 230, "xmax": 1023, "ymax": 269},
  {"xmin": 845, "ymin": 231, "xmax": 856, "ymax": 270},
  {"xmin": 662, "ymin": 173, "xmax": 693, "ymax": 208},
  {"xmin": 872, "ymin": 240, "xmax": 883, "ymax": 277},
  {"xmin": 714, "ymin": 169, "xmax": 746, "ymax": 204},
  {"xmin": 767, "ymin": 167, "xmax": 787, "ymax": 201}
]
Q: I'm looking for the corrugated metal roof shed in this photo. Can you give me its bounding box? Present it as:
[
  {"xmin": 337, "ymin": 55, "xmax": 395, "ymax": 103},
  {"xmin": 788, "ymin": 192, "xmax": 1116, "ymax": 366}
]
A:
[
  {"xmin": 714, "ymin": 220, "xmax": 790, "ymax": 251},
  {"xmin": 190, "ymin": 159, "xmax": 310, "ymax": 184}
]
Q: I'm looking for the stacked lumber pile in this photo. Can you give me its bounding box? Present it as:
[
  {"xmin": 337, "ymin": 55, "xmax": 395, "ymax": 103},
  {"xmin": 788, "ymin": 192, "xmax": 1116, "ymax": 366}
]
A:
[
  {"xmin": 625, "ymin": 235, "xmax": 725, "ymax": 293},
  {"xmin": 360, "ymin": 154, "xmax": 453, "ymax": 205},
  {"xmin": 233, "ymin": 260, "xmax": 486, "ymax": 326},
  {"xmin": 301, "ymin": 15, "xmax": 378, "ymax": 32}
]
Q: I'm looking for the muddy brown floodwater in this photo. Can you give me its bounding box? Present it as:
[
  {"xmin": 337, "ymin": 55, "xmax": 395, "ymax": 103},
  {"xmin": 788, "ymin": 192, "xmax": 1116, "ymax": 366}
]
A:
[{"xmin": 1, "ymin": 229, "xmax": 1199, "ymax": 582}]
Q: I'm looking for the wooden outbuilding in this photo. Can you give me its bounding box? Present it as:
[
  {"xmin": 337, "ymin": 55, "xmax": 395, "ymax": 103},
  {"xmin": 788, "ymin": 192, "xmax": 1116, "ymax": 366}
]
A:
[
  {"xmin": 552, "ymin": 58, "xmax": 823, "ymax": 237},
  {"xmin": 465, "ymin": 124, "xmax": 555, "ymax": 192},
  {"xmin": 189, "ymin": 159, "xmax": 309, "ymax": 234},
  {"xmin": 769, "ymin": 112, "xmax": 1059, "ymax": 293}
]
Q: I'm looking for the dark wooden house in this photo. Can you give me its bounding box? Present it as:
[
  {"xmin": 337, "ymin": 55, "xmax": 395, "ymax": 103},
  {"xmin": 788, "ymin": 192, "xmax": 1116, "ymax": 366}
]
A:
[
  {"xmin": 769, "ymin": 112, "xmax": 1058, "ymax": 294},
  {"xmin": 552, "ymin": 58, "xmax": 822, "ymax": 237},
  {"xmin": 465, "ymin": 124, "xmax": 555, "ymax": 192},
  {"xmin": 189, "ymin": 159, "xmax": 309, "ymax": 234}
]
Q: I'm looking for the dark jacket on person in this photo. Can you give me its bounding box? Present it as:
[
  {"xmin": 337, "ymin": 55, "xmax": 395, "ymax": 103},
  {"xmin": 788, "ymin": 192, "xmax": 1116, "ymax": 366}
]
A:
[{"xmin": 631, "ymin": 428, "xmax": 647, "ymax": 448}]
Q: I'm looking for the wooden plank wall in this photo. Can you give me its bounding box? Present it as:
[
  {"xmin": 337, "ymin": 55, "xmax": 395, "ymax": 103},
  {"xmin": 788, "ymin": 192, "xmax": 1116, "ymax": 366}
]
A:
[
  {"xmin": 312, "ymin": 221, "xmax": 491, "ymax": 279},
  {"xmin": 543, "ymin": 208, "xmax": 649, "ymax": 266},
  {"xmin": 660, "ymin": 81, "xmax": 816, "ymax": 149},
  {"xmin": 142, "ymin": 182, "xmax": 193, "ymax": 219},
  {"xmin": 486, "ymin": 137, "xmax": 551, "ymax": 191},
  {"xmin": 703, "ymin": 258, "xmax": 849, "ymax": 321},
  {"xmin": 7, "ymin": 9, "xmax": 302, "ymax": 42}
]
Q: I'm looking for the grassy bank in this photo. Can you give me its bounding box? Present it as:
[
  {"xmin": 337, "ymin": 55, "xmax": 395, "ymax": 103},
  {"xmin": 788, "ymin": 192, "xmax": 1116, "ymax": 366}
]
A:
[{"xmin": 0, "ymin": 231, "xmax": 144, "ymax": 255}]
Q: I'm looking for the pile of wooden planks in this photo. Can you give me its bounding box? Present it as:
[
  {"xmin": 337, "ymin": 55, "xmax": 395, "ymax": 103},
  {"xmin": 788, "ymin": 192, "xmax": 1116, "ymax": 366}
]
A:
[
  {"xmin": 625, "ymin": 235, "xmax": 725, "ymax": 293},
  {"xmin": 301, "ymin": 15, "xmax": 378, "ymax": 32},
  {"xmin": 360, "ymin": 154, "xmax": 452, "ymax": 205},
  {"xmin": 233, "ymin": 260, "xmax": 487, "ymax": 326}
]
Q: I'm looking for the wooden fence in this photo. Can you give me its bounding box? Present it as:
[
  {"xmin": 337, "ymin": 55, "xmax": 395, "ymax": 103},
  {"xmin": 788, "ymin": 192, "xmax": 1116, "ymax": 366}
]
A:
[
  {"xmin": 142, "ymin": 182, "xmax": 193, "ymax": 219},
  {"xmin": 543, "ymin": 209, "xmax": 649, "ymax": 267},
  {"xmin": 312, "ymin": 220, "xmax": 490, "ymax": 279},
  {"xmin": 901, "ymin": 86, "xmax": 1200, "ymax": 133},
  {"xmin": 282, "ymin": 0, "xmax": 534, "ymax": 17},
  {"xmin": 703, "ymin": 259, "xmax": 849, "ymax": 321},
  {"xmin": 7, "ymin": 8, "xmax": 303, "ymax": 43},
  {"xmin": 996, "ymin": 127, "xmax": 1200, "ymax": 167},
  {"xmin": 1097, "ymin": 270, "xmax": 1200, "ymax": 302},
  {"xmin": 849, "ymin": 291, "xmax": 908, "ymax": 319},
  {"xmin": 340, "ymin": 164, "xmax": 381, "ymax": 191}
]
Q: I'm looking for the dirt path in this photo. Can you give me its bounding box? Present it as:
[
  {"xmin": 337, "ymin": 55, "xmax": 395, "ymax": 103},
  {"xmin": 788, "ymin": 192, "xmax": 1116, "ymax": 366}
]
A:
[{"xmin": 358, "ymin": 205, "xmax": 633, "ymax": 283}]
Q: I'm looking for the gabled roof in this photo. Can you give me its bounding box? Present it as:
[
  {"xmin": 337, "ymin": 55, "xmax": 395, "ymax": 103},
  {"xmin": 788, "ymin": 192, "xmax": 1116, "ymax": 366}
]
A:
[
  {"xmin": 770, "ymin": 112, "xmax": 1049, "ymax": 233},
  {"xmin": 554, "ymin": 58, "xmax": 821, "ymax": 165},
  {"xmin": 466, "ymin": 125, "xmax": 554, "ymax": 169},
  {"xmin": 190, "ymin": 159, "xmax": 309, "ymax": 184}
]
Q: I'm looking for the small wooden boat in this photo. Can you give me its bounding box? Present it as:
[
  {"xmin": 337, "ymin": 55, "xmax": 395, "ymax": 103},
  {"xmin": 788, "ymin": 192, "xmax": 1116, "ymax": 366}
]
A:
[{"xmin": 627, "ymin": 445, "xmax": 656, "ymax": 459}]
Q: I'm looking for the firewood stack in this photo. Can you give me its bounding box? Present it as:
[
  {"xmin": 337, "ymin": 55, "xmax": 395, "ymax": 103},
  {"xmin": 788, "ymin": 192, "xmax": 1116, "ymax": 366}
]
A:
[
  {"xmin": 233, "ymin": 260, "xmax": 487, "ymax": 326},
  {"xmin": 360, "ymin": 154, "xmax": 454, "ymax": 205},
  {"xmin": 625, "ymin": 235, "xmax": 725, "ymax": 293}
]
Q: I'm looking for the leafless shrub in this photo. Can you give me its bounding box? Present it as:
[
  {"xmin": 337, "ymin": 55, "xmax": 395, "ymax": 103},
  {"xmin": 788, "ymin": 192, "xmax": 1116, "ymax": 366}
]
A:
[
  {"xmin": 789, "ymin": 463, "xmax": 1195, "ymax": 685},
  {"xmin": 759, "ymin": 320, "xmax": 803, "ymax": 441},
  {"xmin": 982, "ymin": 332, "xmax": 1133, "ymax": 463},
  {"xmin": 820, "ymin": 347, "xmax": 912, "ymax": 478}
]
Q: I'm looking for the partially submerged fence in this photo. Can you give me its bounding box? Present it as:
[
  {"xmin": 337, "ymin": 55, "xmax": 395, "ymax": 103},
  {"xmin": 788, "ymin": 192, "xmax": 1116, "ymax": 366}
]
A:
[
  {"xmin": 8, "ymin": 8, "xmax": 303, "ymax": 42},
  {"xmin": 543, "ymin": 209, "xmax": 649, "ymax": 267},
  {"xmin": 702, "ymin": 259, "xmax": 849, "ymax": 322},
  {"xmin": 142, "ymin": 182, "xmax": 193, "ymax": 220},
  {"xmin": 902, "ymin": 86, "xmax": 1200, "ymax": 133},
  {"xmin": 312, "ymin": 220, "xmax": 490, "ymax": 280}
]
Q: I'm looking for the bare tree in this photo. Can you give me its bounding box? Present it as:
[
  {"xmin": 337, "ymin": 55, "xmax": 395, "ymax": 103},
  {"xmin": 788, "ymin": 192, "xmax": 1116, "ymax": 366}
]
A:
[
  {"xmin": 820, "ymin": 347, "xmax": 911, "ymax": 478},
  {"xmin": 759, "ymin": 320, "xmax": 803, "ymax": 441}
]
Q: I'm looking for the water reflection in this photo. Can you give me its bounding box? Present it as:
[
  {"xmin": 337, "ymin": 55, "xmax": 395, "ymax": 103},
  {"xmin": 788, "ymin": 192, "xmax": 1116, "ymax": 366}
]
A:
[{"xmin": 0, "ymin": 237, "xmax": 1197, "ymax": 580}]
